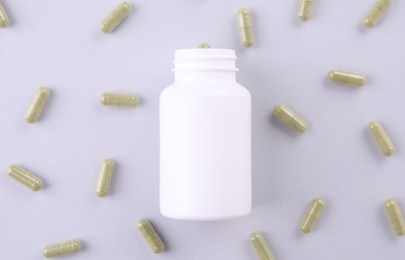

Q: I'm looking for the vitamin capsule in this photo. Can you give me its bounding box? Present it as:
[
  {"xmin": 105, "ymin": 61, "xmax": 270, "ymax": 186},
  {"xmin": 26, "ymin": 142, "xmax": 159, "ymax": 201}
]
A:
[
  {"xmin": 237, "ymin": 8, "xmax": 254, "ymax": 47},
  {"xmin": 8, "ymin": 165, "xmax": 43, "ymax": 191},
  {"xmin": 298, "ymin": 0, "xmax": 314, "ymax": 21},
  {"xmin": 328, "ymin": 70, "xmax": 366, "ymax": 87},
  {"xmin": 368, "ymin": 120, "xmax": 395, "ymax": 156},
  {"xmin": 100, "ymin": 2, "xmax": 131, "ymax": 33},
  {"xmin": 250, "ymin": 232, "xmax": 275, "ymax": 260},
  {"xmin": 198, "ymin": 43, "xmax": 211, "ymax": 48},
  {"xmin": 384, "ymin": 199, "xmax": 405, "ymax": 236},
  {"xmin": 96, "ymin": 159, "xmax": 114, "ymax": 197},
  {"xmin": 0, "ymin": 3, "xmax": 9, "ymax": 27},
  {"xmin": 137, "ymin": 219, "xmax": 165, "ymax": 254},
  {"xmin": 100, "ymin": 93, "xmax": 139, "ymax": 106},
  {"xmin": 42, "ymin": 240, "xmax": 82, "ymax": 258},
  {"xmin": 363, "ymin": 0, "xmax": 392, "ymax": 28},
  {"xmin": 299, "ymin": 197, "xmax": 326, "ymax": 233},
  {"xmin": 25, "ymin": 87, "xmax": 50, "ymax": 123},
  {"xmin": 273, "ymin": 104, "xmax": 308, "ymax": 133}
]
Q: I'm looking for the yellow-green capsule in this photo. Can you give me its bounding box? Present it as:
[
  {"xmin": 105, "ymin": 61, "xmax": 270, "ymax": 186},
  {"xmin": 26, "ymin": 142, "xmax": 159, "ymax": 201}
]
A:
[
  {"xmin": 100, "ymin": 2, "xmax": 131, "ymax": 33},
  {"xmin": 0, "ymin": 3, "xmax": 10, "ymax": 28},
  {"xmin": 273, "ymin": 104, "xmax": 308, "ymax": 133},
  {"xmin": 368, "ymin": 120, "xmax": 395, "ymax": 156},
  {"xmin": 25, "ymin": 87, "xmax": 50, "ymax": 123},
  {"xmin": 237, "ymin": 8, "xmax": 254, "ymax": 47},
  {"xmin": 299, "ymin": 197, "xmax": 326, "ymax": 233},
  {"xmin": 42, "ymin": 240, "xmax": 82, "ymax": 258},
  {"xmin": 137, "ymin": 219, "xmax": 165, "ymax": 254},
  {"xmin": 384, "ymin": 199, "xmax": 405, "ymax": 236},
  {"xmin": 96, "ymin": 159, "xmax": 114, "ymax": 197},
  {"xmin": 250, "ymin": 232, "xmax": 275, "ymax": 260},
  {"xmin": 100, "ymin": 93, "xmax": 139, "ymax": 107},
  {"xmin": 328, "ymin": 70, "xmax": 366, "ymax": 87},
  {"xmin": 8, "ymin": 165, "xmax": 43, "ymax": 191},
  {"xmin": 198, "ymin": 43, "xmax": 211, "ymax": 48},
  {"xmin": 363, "ymin": 0, "xmax": 392, "ymax": 28},
  {"xmin": 298, "ymin": 0, "xmax": 314, "ymax": 21}
]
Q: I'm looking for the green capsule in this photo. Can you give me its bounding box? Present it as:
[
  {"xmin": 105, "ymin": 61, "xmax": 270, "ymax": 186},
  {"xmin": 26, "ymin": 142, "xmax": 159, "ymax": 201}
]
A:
[
  {"xmin": 96, "ymin": 159, "xmax": 114, "ymax": 197},
  {"xmin": 363, "ymin": 0, "xmax": 392, "ymax": 28},
  {"xmin": 299, "ymin": 197, "xmax": 326, "ymax": 233},
  {"xmin": 100, "ymin": 2, "xmax": 131, "ymax": 33},
  {"xmin": 100, "ymin": 93, "xmax": 139, "ymax": 106},
  {"xmin": 25, "ymin": 87, "xmax": 50, "ymax": 123},
  {"xmin": 0, "ymin": 3, "xmax": 10, "ymax": 28},
  {"xmin": 328, "ymin": 70, "xmax": 366, "ymax": 87},
  {"xmin": 137, "ymin": 219, "xmax": 165, "ymax": 254},
  {"xmin": 237, "ymin": 8, "xmax": 254, "ymax": 47},
  {"xmin": 384, "ymin": 199, "xmax": 405, "ymax": 236},
  {"xmin": 273, "ymin": 104, "xmax": 308, "ymax": 133},
  {"xmin": 198, "ymin": 43, "xmax": 211, "ymax": 48},
  {"xmin": 250, "ymin": 232, "xmax": 275, "ymax": 260},
  {"xmin": 42, "ymin": 240, "xmax": 82, "ymax": 258},
  {"xmin": 298, "ymin": 0, "xmax": 314, "ymax": 21},
  {"xmin": 368, "ymin": 120, "xmax": 395, "ymax": 156},
  {"xmin": 8, "ymin": 165, "xmax": 43, "ymax": 191}
]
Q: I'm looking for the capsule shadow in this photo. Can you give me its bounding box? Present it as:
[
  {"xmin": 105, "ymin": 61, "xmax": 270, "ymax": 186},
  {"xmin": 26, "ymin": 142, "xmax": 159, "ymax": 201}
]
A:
[
  {"xmin": 357, "ymin": 20, "xmax": 369, "ymax": 34},
  {"xmin": 79, "ymin": 240, "xmax": 87, "ymax": 251}
]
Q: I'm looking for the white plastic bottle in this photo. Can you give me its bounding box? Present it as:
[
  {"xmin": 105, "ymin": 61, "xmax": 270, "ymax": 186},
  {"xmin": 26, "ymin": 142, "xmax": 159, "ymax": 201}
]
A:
[{"xmin": 160, "ymin": 48, "xmax": 251, "ymax": 220}]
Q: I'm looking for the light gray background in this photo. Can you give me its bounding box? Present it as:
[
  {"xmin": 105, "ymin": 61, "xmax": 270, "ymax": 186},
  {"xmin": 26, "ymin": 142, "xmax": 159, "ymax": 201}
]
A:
[{"xmin": 1, "ymin": 0, "xmax": 405, "ymax": 259}]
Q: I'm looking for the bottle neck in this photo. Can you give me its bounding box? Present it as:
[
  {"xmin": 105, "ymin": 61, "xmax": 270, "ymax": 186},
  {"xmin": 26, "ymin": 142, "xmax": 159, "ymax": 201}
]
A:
[
  {"xmin": 175, "ymin": 70, "xmax": 236, "ymax": 82},
  {"xmin": 173, "ymin": 48, "xmax": 238, "ymax": 82}
]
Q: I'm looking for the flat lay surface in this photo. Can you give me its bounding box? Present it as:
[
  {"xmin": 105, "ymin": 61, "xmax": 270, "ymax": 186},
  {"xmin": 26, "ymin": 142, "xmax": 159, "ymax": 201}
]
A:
[{"xmin": 1, "ymin": 0, "xmax": 405, "ymax": 259}]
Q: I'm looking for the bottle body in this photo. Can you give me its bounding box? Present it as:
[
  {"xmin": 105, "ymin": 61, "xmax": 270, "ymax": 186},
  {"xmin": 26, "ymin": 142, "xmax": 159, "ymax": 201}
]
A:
[
  {"xmin": 159, "ymin": 48, "xmax": 251, "ymax": 220},
  {"xmin": 160, "ymin": 81, "xmax": 251, "ymax": 220}
]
